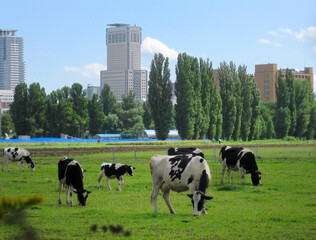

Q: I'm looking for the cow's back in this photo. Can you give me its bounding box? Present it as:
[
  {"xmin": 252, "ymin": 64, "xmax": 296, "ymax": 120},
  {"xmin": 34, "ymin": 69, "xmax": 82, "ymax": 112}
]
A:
[
  {"xmin": 4, "ymin": 147, "xmax": 30, "ymax": 160},
  {"xmin": 58, "ymin": 158, "xmax": 74, "ymax": 180}
]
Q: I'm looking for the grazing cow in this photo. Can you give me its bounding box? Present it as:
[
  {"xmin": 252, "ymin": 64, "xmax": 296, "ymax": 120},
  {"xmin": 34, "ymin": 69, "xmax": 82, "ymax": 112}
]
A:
[
  {"xmin": 98, "ymin": 163, "xmax": 135, "ymax": 191},
  {"xmin": 2, "ymin": 147, "xmax": 35, "ymax": 172},
  {"xmin": 150, "ymin": 154, "xmax": 213, "ymax": 216},
  {"xmin": 168, "ymin": 147, "xmax": 205, "ymax": 158},
  {"xmin": 58, "ymin": 157, "xmax": 91, "ymax": 206},
  {"xmin": 219, "ymin": 146, "xmax": 261, "ymax": 186}
]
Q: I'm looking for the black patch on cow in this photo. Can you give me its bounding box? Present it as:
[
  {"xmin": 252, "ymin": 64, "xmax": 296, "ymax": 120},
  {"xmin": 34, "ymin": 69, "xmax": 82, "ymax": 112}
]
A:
[
  {"xmin": 188, "ymin": 176, "xmax": 193, "ymax": 185},
  {"xmin": 198, "ymin": 170, "xmax": 209, "ymax": 193},
  {"xmin": 222, "ymin": 147, "xmax": 245, "ymax": 168},
  {"xmin": 7, "ymin": 148, "xmax": 10, "ymax": 152},
  {"xmin": 168, "ymin": 147, "xmax": 204, "ymax": 158},
  {"xmin": 101, "ymin": 164, "xmax": 134, "ymax": 179},
  {"xmin": 240, "ymin": 152, "xmax": 259, "ymax": 173},
  {"xmin": 58, "ymin": 158, "xmax": 76, "ymax": 180},
  {"xmin": 168, "ymin": 155, "xmax": 192, "ymax": 181},
  {"xmin": 200, "ymin": 158, "xmax": 204, "ymax": 163},
  {"xmin": 14, "ymin": 147, "xmax": 19, "ymax": 152}
]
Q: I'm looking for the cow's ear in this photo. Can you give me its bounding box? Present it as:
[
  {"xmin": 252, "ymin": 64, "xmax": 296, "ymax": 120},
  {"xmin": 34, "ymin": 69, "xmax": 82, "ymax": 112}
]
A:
[
  {"xmin": 187, "ymin": 194, "xmax": 193, "ymax": 199},
  {"xmin": 133, "ymin": 167, "xmax": 135, "ymax": 169},
  {"xmin": 87, "ymin": 191, "xmax": 92, "ymax": 194},
  {"xmin": 203, "ymin": 195, "xmax": 213, "ymax": 200},
  {"xmin": 73, "ymin": 190, "xmax": 78, "ymax": 194},
  {"xmin": 83, "ymin": 169, "xmax": 87, "ymax": 172}
]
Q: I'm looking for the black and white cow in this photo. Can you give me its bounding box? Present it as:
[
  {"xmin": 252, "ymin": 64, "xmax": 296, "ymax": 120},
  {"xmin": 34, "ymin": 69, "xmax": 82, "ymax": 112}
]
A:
[
  {"xmin": 150, "ymin": 154, "xmax": 213, "ymax": 216},
  {"xmin": 2, "ymin": 147, "xmax": 35, "ymax": 172},
  {"xmin": 98, "ymin": 163, "xmax": 135, "ymax": 191},
  {"xmin": 58, "ymin": 157, "xmax": 91, "ymax": 206},
  {"xmin": 219, "ymin": 146, "xmax": 261, "ymax": 186},
  {"xmin": 168, "ymin": 147, "xmax": 205, "ymax": 158}
]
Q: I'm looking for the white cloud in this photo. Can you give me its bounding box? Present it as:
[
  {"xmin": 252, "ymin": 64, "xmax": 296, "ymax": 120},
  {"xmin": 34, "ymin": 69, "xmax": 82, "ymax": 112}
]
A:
[
  {"xmin": 267, "ymin": 31, "xmax": 278, "ymax": 36},
  {"xmin": 280, "ymin": 27, "xmax": 293, "ymax": 35},
  {"xmin": 294, "ymin": 26, "xmax": 316, "ymax": 42},
  {"xmin": 142, "ymin": 37, "xmax": 178, "ymax": 60},
  {"xmin": 258, "ymin": 39, "xmax": 282, "ymax": 47},
  {"xmin": 312, "ymin": 45, "xmax": 316, "ymax": 53},
  {"xmin": 64, "ymin": 63, "xmax": 106, "ymax": 79}
]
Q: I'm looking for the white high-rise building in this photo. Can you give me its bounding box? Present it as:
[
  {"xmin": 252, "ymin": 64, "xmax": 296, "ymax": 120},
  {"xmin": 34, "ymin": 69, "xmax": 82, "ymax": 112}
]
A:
[
  {"xmin": 100, "ymin": 24, "xmax": 147, "ymax": 102},
  {"xmin": 0, "ymin": 29, "xmax": 25, "ymax": 91}
]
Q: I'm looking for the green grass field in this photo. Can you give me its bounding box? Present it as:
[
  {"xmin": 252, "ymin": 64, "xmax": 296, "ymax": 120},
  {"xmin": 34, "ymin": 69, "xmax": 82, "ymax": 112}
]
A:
[{"xmin": 1, "ymin": 144, "xmax": 315, "ymax": 239}]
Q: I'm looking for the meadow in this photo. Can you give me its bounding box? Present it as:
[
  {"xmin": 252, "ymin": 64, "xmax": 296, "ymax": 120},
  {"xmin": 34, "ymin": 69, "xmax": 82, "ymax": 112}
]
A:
[{"xmin": 0, "ymin": 143, "xmax": 315, "ymax": 239}]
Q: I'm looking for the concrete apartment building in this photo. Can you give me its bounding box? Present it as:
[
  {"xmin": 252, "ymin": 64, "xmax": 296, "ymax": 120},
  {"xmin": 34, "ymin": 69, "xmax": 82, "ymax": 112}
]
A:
[
  {"xmin": 255, "ymin": 64, "xmax": 314, "ymax": 102},
  {"xmin": 100, "ymin": 24, "xmax": 147, "ymax": 102}
]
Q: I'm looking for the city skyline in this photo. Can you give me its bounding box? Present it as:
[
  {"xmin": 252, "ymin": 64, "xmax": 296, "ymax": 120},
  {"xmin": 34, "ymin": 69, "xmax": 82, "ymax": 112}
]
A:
[{"xmin": 1, "ymin": 0, "xmax": 316, "ymax": 94}]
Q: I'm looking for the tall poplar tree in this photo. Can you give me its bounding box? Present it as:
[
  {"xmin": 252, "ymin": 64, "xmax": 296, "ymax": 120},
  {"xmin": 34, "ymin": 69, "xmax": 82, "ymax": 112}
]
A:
[
  {"xmin": 191, "ymin": 57, "xmax": 203, "ymax": 139},
  {"xmin": 198, "ymin": 58, "xmax": 211, "ymax": 139},
  {"xmin": 231, "ymin": 63, "xmax": 242, "ymax": 141},
  {"xmin": 219, "ymin": 61, "xmax": 236, "ymax": 140},
  {"xmin": 286, "ymin": 69, "xmax": 297, "ymax": 136},
  {"xmin": 148, "ymin": 53, "xmax": 173, "ymax": 140},
  {"xmin": 175, "ymin": 53, "xmax": 195, "ymax": 140},
  {"xmin": 275, "ymin": 70, "xmax": 290, "ymax": 138},
  {"xmin": 239, "ymin": 66, "xmax": 252, "ymax": 141}
]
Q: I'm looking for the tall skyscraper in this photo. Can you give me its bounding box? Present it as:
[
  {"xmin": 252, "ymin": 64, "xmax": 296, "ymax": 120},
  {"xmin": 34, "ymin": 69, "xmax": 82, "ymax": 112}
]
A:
[
  {"xmin": 0, "ymin": 29, "xmax": 25, "ymax": 91},
  {"xmin": 100, "ymin": 24, "xmax": 147, "ymax": 102}
]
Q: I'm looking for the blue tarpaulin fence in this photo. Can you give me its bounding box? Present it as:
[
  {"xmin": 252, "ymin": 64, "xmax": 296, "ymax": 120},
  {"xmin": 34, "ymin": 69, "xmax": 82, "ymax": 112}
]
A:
[{"xmin": 0, "ymin": 137, "xmax": 182, "ymax": 143}]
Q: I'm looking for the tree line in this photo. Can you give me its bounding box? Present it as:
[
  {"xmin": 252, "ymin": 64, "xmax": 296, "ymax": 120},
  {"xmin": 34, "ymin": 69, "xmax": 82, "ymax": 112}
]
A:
[
  {"xmin": 3, "ymin": 53, "xmax": 316, "ymax": 140},
  {"xmin": 148, "ymin": 53, "xmax": 315, "ymax": 141}
]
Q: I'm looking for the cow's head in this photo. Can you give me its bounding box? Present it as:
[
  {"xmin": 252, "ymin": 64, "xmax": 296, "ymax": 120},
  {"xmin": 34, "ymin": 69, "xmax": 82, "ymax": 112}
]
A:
[
  {"xmin": 24, "ymin": 156, "xmax": 35, "ymax": 171},
  {"xmin": 251, "ymin": 171, "xmax": 261, "ymax": 186},
  {"xmin": 74, "ymin": 189, "xmax": 91, "ymax": 206},
  {"xmin": 126, "ymin": 165, "xmax": 135, "ymax": 176},
  {"xmin": 187, "ymin": 169, "xmax": 213, "ymax": 216},
  {"xmin": 188, "ymin": 191, "xmax": 213, "ymax": 216}
]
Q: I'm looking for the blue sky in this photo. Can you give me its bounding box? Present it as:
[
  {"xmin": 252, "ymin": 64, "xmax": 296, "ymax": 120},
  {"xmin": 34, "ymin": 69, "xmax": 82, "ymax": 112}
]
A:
[{"xmin": 1, "ymin": 0, "xmax": 316, "ymax": 93}]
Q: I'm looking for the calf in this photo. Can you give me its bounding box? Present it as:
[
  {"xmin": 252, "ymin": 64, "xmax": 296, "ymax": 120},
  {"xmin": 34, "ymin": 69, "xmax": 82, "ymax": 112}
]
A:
[
  {"xmin": 150, "ymin": 154, "xmax": 213, "ymax": 216},
  {"xmin": 58, "ymin": 157, "xmax": 91, "ymax": 206},
  {"xmin": 98, "ymin": 163, "xmax": 135, "ymax": 191},
  {"xmin": 219, "ymin": 146, "xmax": 261, "ymax": 186},
  {"xmin": 2, "ymin": 147, "xmax": 35, "ymax": 172},
  {"xmin": 168, "ymin": 147, "xmax": 204, "ymax": 158}
]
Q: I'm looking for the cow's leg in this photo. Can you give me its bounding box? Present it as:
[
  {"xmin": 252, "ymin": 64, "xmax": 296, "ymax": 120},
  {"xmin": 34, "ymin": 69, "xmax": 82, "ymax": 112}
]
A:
[
  {"xmin": 58, "ymin": 181, "xmax": 63, "ymax": 204},
  {"xmin": 16, "ymin": 161, "xmax": 21, "ymax": 171},
  {"xmin": 121, "ymin": 176, "xmax": 124, "ymax": 185},
  {"xmin": 106, "ymin": 177, "xmax": 112, "ymax": 191},
  {"xmin": 227, "ymin": 170, "xmax": 232, "ymax": 184},
  {"xmin": 161, "ymin": 184, "xmax": 175, "ymax": 214},
  {"xmin": 239, "ymin": 168, "xmax": 245, "ymax": 184},
  {"xmin": 6, "ymin": 159, "xmax": 10, "ymax": 171},
  {"xmin": 2, "ymin": 159, "xmax": 6, "ymax": 171},
  {"xmin": 66, "ymin": 186, "xmax": 71, "ymax": 205},
  {"xmin": 21, "ymin": 162, "xmax": 25, "ymax": 171},
  {"xmin": 116, "ymin": 176, "xmax": 122, "ymax": 192},
  {"xmin": 221, "ymin": 160, "xmax": 226, "ymax": 184},
  {"xmin": 150, "ymin": 179, "xmax": 162, "ymax": 213},
  {"xmin": 69, "ymin": 189, "xmax": 73, "ymax": 206},
  {"xmin": 97, "ymin": 170, "xmax": 104, "ymax": 189}
]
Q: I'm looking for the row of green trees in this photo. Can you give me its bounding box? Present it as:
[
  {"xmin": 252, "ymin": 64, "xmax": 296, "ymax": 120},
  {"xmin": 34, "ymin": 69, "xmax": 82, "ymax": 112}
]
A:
[
  {"xmin": 4, "ymin": 82, "xmax": 145, "ymax": 138},
  {"xmin": 3, "ymin": 53, "xmax": 316, "ymax": 140},
  {"xmin": 148, "ymin": 53, "xmax": 315, "ymax": 140}
]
